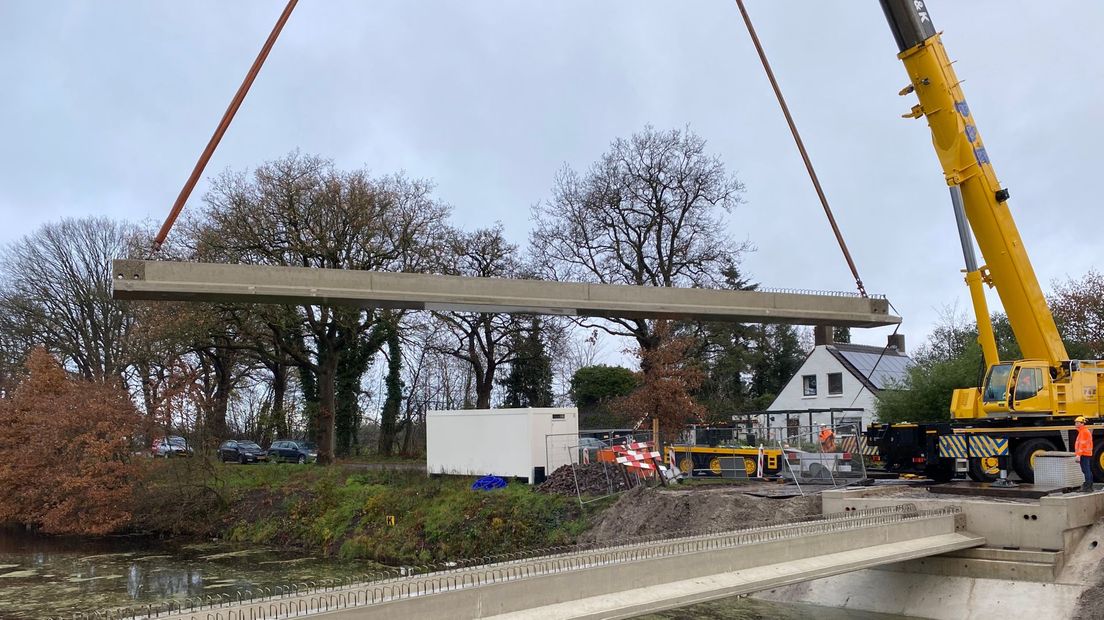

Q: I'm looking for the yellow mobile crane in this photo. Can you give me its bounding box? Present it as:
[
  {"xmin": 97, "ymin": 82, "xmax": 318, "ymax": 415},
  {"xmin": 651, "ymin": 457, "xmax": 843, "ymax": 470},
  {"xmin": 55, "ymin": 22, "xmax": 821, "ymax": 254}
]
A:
[{"xmin": 867, "ymin": 0, "xmax": 1104, "ymax": 484}]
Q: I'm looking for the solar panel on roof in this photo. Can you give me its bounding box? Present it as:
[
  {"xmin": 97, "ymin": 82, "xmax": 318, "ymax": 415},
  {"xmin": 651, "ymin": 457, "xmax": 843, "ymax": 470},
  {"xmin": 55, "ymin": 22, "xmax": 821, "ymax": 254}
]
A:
[{"xmin": 836, "ymin": 350, "xmax": 913, "ymax": 389}]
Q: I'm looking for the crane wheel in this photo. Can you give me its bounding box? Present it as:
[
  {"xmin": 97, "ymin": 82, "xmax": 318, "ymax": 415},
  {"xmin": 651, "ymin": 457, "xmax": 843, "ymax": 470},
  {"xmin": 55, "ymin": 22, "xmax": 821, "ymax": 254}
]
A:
[
  {"xmin": 678, "ymin": 457, "xmax": 695, "ymax": 478},
  {"xmin": 967, "ymin": 457, "xmax": 1000, "ymax": 483},
  {"xmin": 1012, "ymin": 438, "xmax": 1057, "ymax": 483},
  {"xmin": 1091, "ymin": 442, "xmax": 1104, "ymax": 483}
]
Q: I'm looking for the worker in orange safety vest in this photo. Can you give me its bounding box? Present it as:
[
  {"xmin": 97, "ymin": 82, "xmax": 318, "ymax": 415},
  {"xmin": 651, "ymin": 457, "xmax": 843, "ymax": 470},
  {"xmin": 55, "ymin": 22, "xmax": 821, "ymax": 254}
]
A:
[
  {"xmin": 1075, "ymin": 416, "xmax": 1094, "ymax": 493},
  {"xmin": 818, "ymin": 424, "xmax": 836, "ymax": 453}
]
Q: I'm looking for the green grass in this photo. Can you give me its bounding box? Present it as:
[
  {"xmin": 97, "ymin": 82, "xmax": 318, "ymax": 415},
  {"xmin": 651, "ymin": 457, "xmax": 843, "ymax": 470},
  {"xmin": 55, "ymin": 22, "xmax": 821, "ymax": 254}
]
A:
[
  {"xmin": 336, "ymin": 453, "xmax": 424, "ymax": 465},
  {"xmin": 205, "ymin": 466, "xmax": 592, "ymax": 565}
]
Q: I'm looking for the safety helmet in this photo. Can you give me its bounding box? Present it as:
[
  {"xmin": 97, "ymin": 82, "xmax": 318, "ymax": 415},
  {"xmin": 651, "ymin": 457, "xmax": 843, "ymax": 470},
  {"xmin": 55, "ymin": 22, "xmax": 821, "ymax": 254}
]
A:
[{"xmin": 1075, "ymin": 416, "xmax": 1087, "ymax": 424}]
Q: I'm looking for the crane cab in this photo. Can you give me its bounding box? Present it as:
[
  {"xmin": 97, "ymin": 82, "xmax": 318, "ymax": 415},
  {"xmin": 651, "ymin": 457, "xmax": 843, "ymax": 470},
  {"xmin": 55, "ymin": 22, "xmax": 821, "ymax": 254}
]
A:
[
  {"xmin": 955, "ymin": 360, "xmax": 1104, "ymax": 419},
  {"xmin": 980, "ymin": 360, "xmax": 1051, "ymax": 416},
  {"xmin": 996, "ymin": 361, "xmax": 1051, "ymax": 415},
  {"xmin": 952, "ymin": 361, "xmax": 1054, "ymax": 419}
]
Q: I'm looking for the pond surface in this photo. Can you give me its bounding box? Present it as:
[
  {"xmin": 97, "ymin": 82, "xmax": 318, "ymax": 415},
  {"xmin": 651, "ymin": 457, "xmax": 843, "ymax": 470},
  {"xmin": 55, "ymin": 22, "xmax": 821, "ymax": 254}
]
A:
[{"xmin": 0, "ymin": 528, "xmax": 377, "ymax": 619}]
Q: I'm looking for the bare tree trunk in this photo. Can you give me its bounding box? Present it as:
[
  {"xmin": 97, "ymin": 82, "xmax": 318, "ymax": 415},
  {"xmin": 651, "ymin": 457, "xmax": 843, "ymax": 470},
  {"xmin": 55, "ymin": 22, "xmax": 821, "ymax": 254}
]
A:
[
  {"xmin": 378, "ymin": 324, "xmax": 402, "ymax": 456},
  {"xmin": 399, "ymin": 401, "xmax": 418, "ymax": 455},
  {"xmin": 401, "ymin": 417, "xmax": 415, "ymax": 455},
  {"xmin": 210, "ymin": 353, "xmax": 234, "ymax": 438},
  {"xmin": 475, "ymin": 365, "xmax": 495, "ymax": 409},
  {"xmin": 316, "ymin": 355, "xmax": 338, "ymax": 465},
  {"xmin": 270, "ymin": 362, "xmax": 288, "ymax": 440},
  {"xmin": 462, "ymin": 366, "xmax": 474, "ymax": 409}
]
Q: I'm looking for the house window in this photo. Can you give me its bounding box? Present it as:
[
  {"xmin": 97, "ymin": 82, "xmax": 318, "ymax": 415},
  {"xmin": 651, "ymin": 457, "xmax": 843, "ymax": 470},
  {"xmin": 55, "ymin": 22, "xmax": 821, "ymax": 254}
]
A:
[
  {"xmin": 802, "ymin": 375, "xmax": 817, "ymax": 396},
  {"xmin": 828, "ymin": 372, "xmax": 843, "ymax": 395}
]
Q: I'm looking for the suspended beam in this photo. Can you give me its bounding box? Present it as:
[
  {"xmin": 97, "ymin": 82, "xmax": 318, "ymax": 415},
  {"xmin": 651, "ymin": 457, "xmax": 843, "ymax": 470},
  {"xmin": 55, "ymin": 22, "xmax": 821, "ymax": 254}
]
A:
[{"xmin": 111, "ymin": 260, "xmax": 900, "ymax": 328}]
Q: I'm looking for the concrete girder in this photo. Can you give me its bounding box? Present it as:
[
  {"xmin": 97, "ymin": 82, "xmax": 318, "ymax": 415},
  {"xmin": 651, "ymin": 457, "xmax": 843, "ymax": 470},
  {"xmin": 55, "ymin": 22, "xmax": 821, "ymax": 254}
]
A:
[{"xmin": 111, "ymin": 260, "xmax": 901, "ymax": 328}]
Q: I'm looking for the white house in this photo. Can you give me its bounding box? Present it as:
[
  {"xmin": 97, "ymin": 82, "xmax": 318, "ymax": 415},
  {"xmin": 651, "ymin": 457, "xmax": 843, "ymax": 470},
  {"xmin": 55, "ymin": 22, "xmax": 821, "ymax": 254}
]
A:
[{"xmin": 767, "ymin": 328, "xmax": 912, "ymax": 430}]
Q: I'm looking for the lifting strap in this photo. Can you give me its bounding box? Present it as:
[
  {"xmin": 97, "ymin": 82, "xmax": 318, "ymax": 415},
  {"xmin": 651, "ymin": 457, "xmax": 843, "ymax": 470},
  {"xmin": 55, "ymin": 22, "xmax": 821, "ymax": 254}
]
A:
[
  {"xmin": 734, "ymin": 0, "xmax": 869, "ymax": 298},
  {"xmin": 152, "ymin": 0, "xmax": 299, "ymax": 252}
]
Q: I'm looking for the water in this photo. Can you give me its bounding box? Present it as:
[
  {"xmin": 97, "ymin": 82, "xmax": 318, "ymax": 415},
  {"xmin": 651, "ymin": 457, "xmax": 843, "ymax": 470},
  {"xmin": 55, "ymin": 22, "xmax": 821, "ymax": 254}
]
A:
[{"xmin": 0, "ymin": 528, "xmax": 378, "ymax": 619}]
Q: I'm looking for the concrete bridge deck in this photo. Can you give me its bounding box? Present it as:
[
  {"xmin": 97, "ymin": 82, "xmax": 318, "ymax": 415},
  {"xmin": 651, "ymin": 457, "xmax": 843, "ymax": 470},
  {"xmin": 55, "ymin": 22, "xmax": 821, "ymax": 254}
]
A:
[
  {"xmin": 110, "ymin": 260, "xmax": 899, "ymax": 327},
  {"xmin": 129, "ymin": 504, "xmax": 981, "ymax": 620}
]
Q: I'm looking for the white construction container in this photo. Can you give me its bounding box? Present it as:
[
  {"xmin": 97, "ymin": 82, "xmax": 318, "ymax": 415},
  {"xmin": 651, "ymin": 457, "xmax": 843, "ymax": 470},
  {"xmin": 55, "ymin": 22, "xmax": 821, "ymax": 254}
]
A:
[{"xmin": 426, "ymin": 407, "xmax": 579, "ymax": 484}]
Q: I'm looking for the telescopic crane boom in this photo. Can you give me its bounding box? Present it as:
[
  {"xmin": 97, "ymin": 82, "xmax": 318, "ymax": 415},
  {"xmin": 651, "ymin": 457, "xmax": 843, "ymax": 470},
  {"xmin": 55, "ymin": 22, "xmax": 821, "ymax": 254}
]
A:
[{"xmin": 879, "ymin": 0, "xmax": 1101, "ymax": 419}]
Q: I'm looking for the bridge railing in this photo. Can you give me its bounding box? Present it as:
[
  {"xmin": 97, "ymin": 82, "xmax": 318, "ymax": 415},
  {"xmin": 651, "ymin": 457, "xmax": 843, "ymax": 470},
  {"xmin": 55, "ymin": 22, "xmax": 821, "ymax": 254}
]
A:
[{"xmin": 86, "ymin": 503, "xmax": 960, "ymax": 620}]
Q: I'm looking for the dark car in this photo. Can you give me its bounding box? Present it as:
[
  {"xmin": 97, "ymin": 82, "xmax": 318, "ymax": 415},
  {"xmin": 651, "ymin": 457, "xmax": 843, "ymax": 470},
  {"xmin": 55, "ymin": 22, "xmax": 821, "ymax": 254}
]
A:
[
  {"xmin": 268, "ymin": 440, "xmax": 318, "ymax": 464},
  {"xmin": 151, "ymin": 436, "xmax": 193, "ymax": 458},
  {"xmin": 218, "ymin": 440, "xmax": 267, "ymax": 464}
]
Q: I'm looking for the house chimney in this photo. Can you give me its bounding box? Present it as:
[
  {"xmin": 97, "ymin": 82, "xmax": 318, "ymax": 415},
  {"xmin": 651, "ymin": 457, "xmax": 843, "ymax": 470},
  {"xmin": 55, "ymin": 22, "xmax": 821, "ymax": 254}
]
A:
[
  {"xmin": 814, "ymin": 325, "xmax": 834, "ymax": 347},
  {"xmin": 887, "ymin": 333, "xmax": 905, "ymax": 354}
]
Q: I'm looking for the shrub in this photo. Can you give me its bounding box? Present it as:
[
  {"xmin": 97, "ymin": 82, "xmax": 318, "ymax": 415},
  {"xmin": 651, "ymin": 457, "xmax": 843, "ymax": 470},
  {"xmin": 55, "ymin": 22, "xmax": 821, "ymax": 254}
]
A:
[{"xmin": 0, "ymin": 349, "xmax": 146, "ymax": 534}]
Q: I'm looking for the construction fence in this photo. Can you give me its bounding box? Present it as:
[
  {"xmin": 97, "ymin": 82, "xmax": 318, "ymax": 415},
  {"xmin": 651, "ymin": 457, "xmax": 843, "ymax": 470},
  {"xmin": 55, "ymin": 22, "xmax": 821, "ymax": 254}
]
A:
[
  {"xmin": 544, "ymin": 422, "xmax": 873, "ymax": 502},
  {"xmin": 666, "ymin": 423, "xmax": 869, "ymax": 489},
  {"xmin": 543, "ymin": 431, "xmax": 666, "ymax": 505}
]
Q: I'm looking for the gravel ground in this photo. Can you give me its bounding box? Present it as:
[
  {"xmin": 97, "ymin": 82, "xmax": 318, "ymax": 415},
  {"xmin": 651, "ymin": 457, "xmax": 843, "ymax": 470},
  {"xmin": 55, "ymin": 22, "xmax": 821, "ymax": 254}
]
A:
[{"xmin": 580, "ymin": 485, "xmax": 821, "ymax": 543}]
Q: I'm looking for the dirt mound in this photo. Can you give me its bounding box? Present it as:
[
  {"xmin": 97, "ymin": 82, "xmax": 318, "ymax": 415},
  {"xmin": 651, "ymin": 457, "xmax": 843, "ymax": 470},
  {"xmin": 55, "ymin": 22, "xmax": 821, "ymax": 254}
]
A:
[
  {"xmin": 580, "ymin": 485, "xmax": 821, "ymax": 543},
  {"xmin": 538, "ymin": 463, "xmax": 636, "ymax": 496}
]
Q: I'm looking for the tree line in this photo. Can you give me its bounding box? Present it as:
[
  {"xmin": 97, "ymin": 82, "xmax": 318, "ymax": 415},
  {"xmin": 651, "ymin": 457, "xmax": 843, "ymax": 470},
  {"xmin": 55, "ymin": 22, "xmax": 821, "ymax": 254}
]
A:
[
  {"xmin": 875, "ymin": 273, "xmax": 1104, "ymax": 424},
  {"xmin": 0, "ymin": 126, "xmax": 809, "ymax": 464}
]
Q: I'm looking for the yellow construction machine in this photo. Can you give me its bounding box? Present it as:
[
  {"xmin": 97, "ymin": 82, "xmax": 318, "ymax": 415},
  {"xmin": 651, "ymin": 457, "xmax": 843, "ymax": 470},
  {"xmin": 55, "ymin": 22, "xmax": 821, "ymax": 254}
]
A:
[{"xmin": 867, "ymin": 1, "xmax": 1104, "ymax": 484}]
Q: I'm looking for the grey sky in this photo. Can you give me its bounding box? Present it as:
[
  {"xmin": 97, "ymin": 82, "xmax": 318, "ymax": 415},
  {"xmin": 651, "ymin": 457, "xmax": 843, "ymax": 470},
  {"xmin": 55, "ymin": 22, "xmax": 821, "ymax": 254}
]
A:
[{"xmin": 2, "ymin": 1, "xmax": 1101, "ymax": 353}]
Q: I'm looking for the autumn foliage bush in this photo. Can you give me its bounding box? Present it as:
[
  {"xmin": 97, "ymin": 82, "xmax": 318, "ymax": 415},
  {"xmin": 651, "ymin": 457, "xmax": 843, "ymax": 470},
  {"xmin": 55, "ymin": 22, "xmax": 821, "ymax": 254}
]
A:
[
  {"xmin": 0, "ymin": 348, "xmax": 146, "ymax": 535},
  {"xmin": 613, "ymin": 321, "xmax": 707, "ymax": 444}
]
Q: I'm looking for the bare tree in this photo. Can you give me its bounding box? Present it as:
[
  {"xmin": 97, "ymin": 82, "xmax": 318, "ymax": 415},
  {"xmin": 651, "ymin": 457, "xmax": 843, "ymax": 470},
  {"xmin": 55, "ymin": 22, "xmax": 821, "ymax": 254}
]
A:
[
  {"xmin": 0, "ymin": 312, "xmax": 34, "ymax": 396},
  {"xmin": 0, "ymin": 217, "xmax": 140, "ymax": 382},
  {"xmin": 433, "ymin": 225, "xmax": 527, "ymax": 408},
  {"xmin": 530, "ymin": 125, "xmax": 750, "ymax": 352},
  {"xmin": 1050, "ymin": 269, "xmax": 1104, "ymax": 359},
  {"xmin": 199, "ymin": 153, "xmax": 450, "ymax": 463},
  {"xmin": 553, "ymin": 327, "xmax": 606, "ymax": 405}
]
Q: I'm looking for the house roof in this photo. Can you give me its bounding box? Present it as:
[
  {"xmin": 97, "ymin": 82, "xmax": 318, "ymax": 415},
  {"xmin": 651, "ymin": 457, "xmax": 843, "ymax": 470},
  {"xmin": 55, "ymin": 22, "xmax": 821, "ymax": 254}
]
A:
[{"xmin": 824, "ymin": 342, "xmax": 912, "ymax": 393}]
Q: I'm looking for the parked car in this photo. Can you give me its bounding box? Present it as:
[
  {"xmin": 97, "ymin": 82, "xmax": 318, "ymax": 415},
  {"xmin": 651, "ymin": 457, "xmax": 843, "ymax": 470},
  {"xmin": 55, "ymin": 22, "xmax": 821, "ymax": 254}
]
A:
[
  {"xmin": 218, "ymin": 440, "xmax": 267, "ymax": 464},
  {"xmin": 578, "ymin": 437, "xmax": 607, "ymax": 463},
  {"xmin": 151, "ymin": 436, "xmax": 193, "ymax": 458},
  {"xmin": 267, "ymin": 440, "xmax": 318, "ymax": 464}
]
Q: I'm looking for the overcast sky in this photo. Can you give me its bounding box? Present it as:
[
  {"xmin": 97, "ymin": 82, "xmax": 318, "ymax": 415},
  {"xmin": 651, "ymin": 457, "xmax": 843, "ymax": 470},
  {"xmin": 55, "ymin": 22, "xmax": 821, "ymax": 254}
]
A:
[{"xmin": 2, "ymin": 0, "xmax": 1102, "ymax": 355}]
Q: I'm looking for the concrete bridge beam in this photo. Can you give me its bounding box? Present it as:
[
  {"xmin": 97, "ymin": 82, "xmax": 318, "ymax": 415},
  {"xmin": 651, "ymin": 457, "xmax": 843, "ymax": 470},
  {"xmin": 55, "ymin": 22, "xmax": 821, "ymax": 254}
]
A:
[{"xmin": 111, "ymin": 260, "xmax": 901, "ymax": 327}]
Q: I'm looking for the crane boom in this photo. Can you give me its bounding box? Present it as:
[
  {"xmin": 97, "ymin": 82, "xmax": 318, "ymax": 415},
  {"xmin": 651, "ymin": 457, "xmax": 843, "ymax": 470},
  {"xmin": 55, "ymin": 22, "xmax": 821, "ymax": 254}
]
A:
[{"xmin": 880, "ymin": 0, "xmax": 1068, "ymax": 369}]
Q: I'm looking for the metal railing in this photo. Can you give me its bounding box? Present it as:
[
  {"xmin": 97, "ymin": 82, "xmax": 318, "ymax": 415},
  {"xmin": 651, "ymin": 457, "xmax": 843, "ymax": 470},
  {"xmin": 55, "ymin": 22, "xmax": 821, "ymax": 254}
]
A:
[
  {"xmin": 757, "ymin": 286, "xmax": 887, "ymax": 300},
  {"xmin": 775, "ymin": 423, "xmax": 868, "ymax": 494},
  {"xmin": 64, "ymin": 503, "xmax": 960, "ymax": 620}
]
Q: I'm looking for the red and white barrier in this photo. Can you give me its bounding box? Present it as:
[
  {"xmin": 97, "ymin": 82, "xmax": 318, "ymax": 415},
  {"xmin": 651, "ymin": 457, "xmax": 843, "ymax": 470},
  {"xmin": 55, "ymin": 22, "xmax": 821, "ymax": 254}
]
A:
[{"xmin": 612, "ymin": 442, "xmax": 667, "ymax": 473}]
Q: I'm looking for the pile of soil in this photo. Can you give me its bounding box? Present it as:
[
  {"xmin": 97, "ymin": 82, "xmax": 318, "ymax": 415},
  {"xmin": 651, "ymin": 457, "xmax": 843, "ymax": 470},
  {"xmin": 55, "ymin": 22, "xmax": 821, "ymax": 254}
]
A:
[
  {"xmin": 538, "ymin": 463, "xmax": 635, "ymax": 496},
  {"xmin": 580, "ymin": 485, "xmax": 821, "ymax": 543}
]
